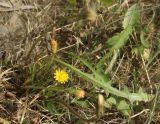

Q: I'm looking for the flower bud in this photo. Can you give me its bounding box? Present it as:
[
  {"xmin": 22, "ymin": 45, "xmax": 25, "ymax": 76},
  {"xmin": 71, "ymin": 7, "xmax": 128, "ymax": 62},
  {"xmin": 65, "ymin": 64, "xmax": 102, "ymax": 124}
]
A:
[
  {"xmin": 87, "ymin": 8, "xmax": 97, "ymax": 23},
  {"xmin": 50, "ymin": 39, "xmax": 58, "ymax": 54},
  {"xmin": 76, "ymin": 89, "xmax": 85, "ymax": 98}
]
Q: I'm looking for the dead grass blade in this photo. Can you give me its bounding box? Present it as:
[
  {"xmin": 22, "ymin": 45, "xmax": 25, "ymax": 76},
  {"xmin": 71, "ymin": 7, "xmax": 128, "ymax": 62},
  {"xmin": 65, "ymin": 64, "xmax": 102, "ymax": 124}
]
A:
[
  {"xmin": 0, "ymin": 5, "xmax": 36, "ymax": 12},
  {"xmin": 0, "ymin": 68, "xmax": 13, "ymax": 82}
]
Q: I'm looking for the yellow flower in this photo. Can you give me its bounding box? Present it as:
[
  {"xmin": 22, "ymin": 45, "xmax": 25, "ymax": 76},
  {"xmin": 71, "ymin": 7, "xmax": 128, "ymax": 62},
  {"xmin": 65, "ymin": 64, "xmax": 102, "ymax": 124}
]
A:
[{"xmin": 54, "ymin": 69, "xmax": 69, "ymax": 84}]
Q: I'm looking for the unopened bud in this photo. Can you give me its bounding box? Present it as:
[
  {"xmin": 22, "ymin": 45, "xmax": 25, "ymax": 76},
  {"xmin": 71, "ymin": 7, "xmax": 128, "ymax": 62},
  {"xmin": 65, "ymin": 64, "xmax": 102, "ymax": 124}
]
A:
[
  {"xmin": 76, "ymin": 89, "xmax": 85, "ymax": 98},
  {"xmin": 87, "ymin": 8, "xmax": 97, "ymax": 23},
  {"xmin": 50, "ymin": 39, "xmax": 58, "ymax": 54}
]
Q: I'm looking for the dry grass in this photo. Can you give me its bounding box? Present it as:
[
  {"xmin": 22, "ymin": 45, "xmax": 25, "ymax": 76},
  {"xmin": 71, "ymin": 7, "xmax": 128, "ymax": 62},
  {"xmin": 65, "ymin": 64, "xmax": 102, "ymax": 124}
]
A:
[{"xmin": 0, "ymin": 0, "xmax": 160, "ymax": 124}]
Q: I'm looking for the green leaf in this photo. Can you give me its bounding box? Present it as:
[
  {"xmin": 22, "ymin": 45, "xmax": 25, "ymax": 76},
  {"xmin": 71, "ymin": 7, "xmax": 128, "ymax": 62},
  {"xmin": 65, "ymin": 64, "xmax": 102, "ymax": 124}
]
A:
[
  {"xmin": 105, "ymin": 97, "xmax": 117, "ymax": 109},
  {"xmin": 140, "ymin": 31, "xmax": 150, "ymax": 48},
  {"xmin": 105, "ymin": 50, "xmax": 118, "ymax": 74},
  {"xmin": 117, "ymin": 100, "xmax": 131, "ymax": 117},
  {"xmin": 68, "ymin": 0, "xmax": 77, "ymax": 5},
  {"xmin": 96, "ymin": 53, "xmax": 112, "ymax": 83},
  {"xmin": 78, "ymin": 57, "xmax": 110, "ymax": 83},
  {"xmin": 100, "ymin": 0, "xmax": 113, "ymax": 6},
  {"xmin": 146, "ymin": 39, "xmax": 160, "ymax": 67},
  {"xmin": 52, "ymin": 57, "xmax": 153, "ymax": 102},
  {"xmin": 132, "ymin": 45, "xmax": 144, "ymax": 57},
  {"xmin": 128, "ymin": 87, "xmax": 154, "ymax": 103},
  {"xmin": 123, "ymin": 86, "xmax": 130, "ymax": 93},
  {"xmin": 46, "ymin": 101, "xmax": 57, "ymax": 113},
  {"xmin": 123, "ymin": 4, "xmax": 140, "ymax": 29},
  {"xmin": 96, "ymin": 52, "xmax": 110, "ymax": 72},
  {"xmin": 72, "ymin": 99, "xmax": 89, "ymax": 108},
  {"xmin": 106, "ymin": 26, "xmax": 132, "ymax": 50},
  {"xmin": 78, "ymin": 58, "xmax": 96, "ymax": 74}
]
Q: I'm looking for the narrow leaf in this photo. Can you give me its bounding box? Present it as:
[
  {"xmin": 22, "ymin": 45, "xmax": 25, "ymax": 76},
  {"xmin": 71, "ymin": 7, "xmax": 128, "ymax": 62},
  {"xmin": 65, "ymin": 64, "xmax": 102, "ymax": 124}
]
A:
[
  {"xmin": 100, "ymin": 0, "xmax": 113, "ymax": 6},
  {"xmin": 52, "ymin": 57, "xmax": 153, "ymax": 102},
  {"xmin": 140, "ymin": 31, "xmax": 150, "ymax": 48},
  {"xmin": 123, "ymin": 4, "xmax": 140, "ymax": 29},
  {"xmin": 105, "ymin": 26, "xmax": 132, "ymax": 50},
  {"xmin": 105, "ymin": 96, "xmax": 117, "ymax": 109},
  {"xmin": 117, "ymin": 100, "xmax": 131, "ymax": 117}
]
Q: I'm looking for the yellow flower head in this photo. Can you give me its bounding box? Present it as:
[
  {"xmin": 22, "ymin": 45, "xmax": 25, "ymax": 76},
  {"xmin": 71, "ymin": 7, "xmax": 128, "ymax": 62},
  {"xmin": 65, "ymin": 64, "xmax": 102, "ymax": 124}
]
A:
[{"xmin": 54, "ymin": 69, "xmax": 69, "ymax": 84}]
